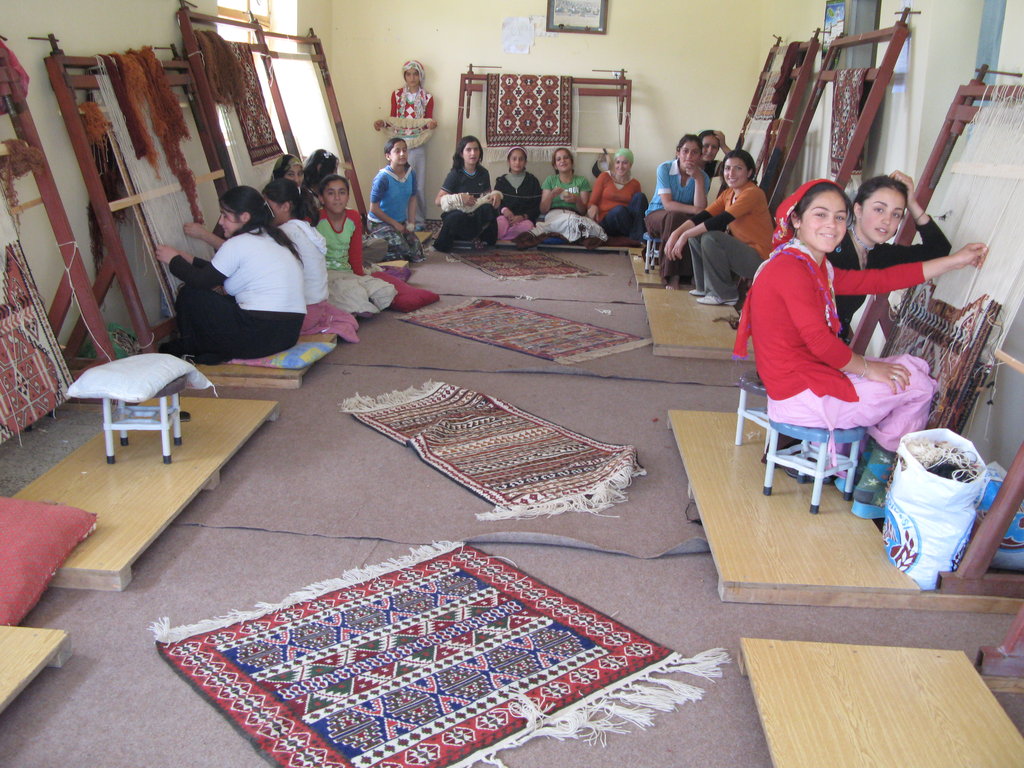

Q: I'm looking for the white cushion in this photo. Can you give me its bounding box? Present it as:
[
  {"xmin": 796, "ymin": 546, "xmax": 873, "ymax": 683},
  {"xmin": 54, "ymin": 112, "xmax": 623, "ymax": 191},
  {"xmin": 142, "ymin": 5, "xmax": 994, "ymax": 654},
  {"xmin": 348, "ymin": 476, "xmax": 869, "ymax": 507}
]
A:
[{"xmin": 67, "ymin": 354, "xmax": 214, "ymax": 402}]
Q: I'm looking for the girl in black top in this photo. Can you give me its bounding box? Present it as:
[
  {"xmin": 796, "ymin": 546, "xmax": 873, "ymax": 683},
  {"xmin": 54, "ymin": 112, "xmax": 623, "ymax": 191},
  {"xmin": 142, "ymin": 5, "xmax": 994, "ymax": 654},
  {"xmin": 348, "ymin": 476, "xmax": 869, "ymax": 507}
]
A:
[
  {"xmin": 432, "ymin": 135, "xmax": 499, "ymax": 252},
  {"xmin": 827, "ymin": 171, "xmax": 951, "ymax": 339},
  {"xmin": 493, "ymin": 146, "xmax": 542, "ymax": 240}
]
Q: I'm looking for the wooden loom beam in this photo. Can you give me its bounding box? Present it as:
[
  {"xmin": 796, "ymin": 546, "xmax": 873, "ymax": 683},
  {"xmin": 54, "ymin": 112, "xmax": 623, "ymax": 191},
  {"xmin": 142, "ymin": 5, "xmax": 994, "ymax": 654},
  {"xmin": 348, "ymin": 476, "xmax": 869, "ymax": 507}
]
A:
[
  {"xmin": 456, "ymin": 70, "xmax": 633, "ymax": 150},
  {"xmin": 769, "ymin": 10, "xmax": 912, "ymax": 211},
  {"xmin": 176, "ymin": 6, "xmax": 367, "ymax": 216},
  {"xmin": 736, "ymin": 36, "xmax": 782, "ymax": 152},
  {"xmin": 0, "ymin": 44, "xmax": 116, "ymax": 362}
]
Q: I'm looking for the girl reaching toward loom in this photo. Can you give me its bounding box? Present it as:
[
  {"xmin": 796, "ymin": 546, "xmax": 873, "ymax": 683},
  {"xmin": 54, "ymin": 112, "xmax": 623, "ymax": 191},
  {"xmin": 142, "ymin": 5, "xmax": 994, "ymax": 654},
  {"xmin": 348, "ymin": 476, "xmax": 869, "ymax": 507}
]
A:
[
  {"xmin": 319, "ymin": 174, "xmax": 438, "ymax": 314},
  {"xmin": 262, "ymin": 178, "xmax": 359, "ymax": 342},
  {"xmin": 733, "ymin": 179, "xmax": 986, "ymax": 516},
  {"xmin": 156, "ymin": 185, "xmax": 305, "ymax": 365},
  {"xmin": 826, "ymin": 170, "xmax": 952, "ymax": 340},
  {"xmin": 374, "ymin": 60, "xmax": 435, "ymax": 231},
  {"xmin": 432, "ymin": 135, "xmax": 500, "ymax": 253},
  {"xmin": 514, "ymin": 147, "xmax": 607, "ymax": 250},
  {"xmin": 368, "ymin": 138, "xmax": 425, "ymax": 263},
  {"xmin": 586, "ymin": 148, "xmax": 648, "ymax": 242},
  {"xmin": 493, "ymin": 146, "xmax": 542, "ymax": 241}
]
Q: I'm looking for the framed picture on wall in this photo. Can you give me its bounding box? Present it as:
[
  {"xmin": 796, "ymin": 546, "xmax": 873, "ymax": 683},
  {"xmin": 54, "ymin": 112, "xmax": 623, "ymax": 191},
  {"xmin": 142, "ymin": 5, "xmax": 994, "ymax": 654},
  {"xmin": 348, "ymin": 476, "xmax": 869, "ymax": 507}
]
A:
[
  {"xmin": 823, "ymin": 0, "xmax": 846, "ymax": 50},
  {"xmin": 546, "ymin": 0, "xmax": 608, "ymax": 35}
]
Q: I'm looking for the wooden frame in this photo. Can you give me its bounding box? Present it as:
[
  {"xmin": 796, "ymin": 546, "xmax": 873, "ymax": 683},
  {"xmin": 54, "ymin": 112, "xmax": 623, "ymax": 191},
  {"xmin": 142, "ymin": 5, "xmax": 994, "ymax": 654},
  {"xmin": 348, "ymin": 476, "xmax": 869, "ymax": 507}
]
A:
[
  {"xmin": 455, "ymin": 67, "xmax": 631, "ymax": 155},
  {"xmin": 546, "ymin": 0, "xmax": 608, "ymax": 35},
  {"xmin": 177, "ymin": 3, "xmax": 367, "ymax": 215}
]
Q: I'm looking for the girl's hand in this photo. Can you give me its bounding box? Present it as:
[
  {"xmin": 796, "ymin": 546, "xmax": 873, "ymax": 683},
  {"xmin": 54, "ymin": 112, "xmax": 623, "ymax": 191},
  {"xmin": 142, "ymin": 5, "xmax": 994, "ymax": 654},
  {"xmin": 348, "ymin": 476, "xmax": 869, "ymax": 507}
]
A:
[
  {"xmin": 668, "ymin": 232, "xmax": 691, "ymax": 260},
  {"xmin": 889, "ymin": 170, "xmax": 915, "ymax": 198},
  {"xmin": 865, "ymin": 359, "xmax": 911, "ymax": 394},
  {"xmin": 373, "ymin": 119, "xmax": 386, "ymax": 131},
  {"xmin": 586, "ymin": 205, "xmax": 598, "ymax": 220},
  {"xmin": 425, "ymin": 119, "xmax": 437, "ymax": 130},
  {"xmin": 183, "ymin": 222, "xmax": 207, "ymax": 239},
  {"xmin": 461, "ymin": 193, "xmax": 476, "ymax": 206},
  {"xmin": 949, "ymin": 242, "xmax": 987, "ymax": 269},
  {"xmin": 560, "ymin": 190, "xmax": 578, "ymax": 203},
  {"xmin": 681, "ymin": 160, "xmax": 699, "ymax": 179},
  {"xmin": 155, "ymin": 245, "xmax": 178, "ymax": 264}
]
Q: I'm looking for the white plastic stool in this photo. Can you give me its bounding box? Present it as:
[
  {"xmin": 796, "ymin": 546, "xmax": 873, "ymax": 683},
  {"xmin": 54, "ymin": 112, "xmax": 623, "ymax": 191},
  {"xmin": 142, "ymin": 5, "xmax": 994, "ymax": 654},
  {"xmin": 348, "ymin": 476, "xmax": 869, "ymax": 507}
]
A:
[
  {"xmin": 642, "ymin": 233, "xmax": 661, "ymax": 273},
  {"xmin": 763, "ymin": 420, "xmax": 867, "ymax": 515},
  {"xmin": 735, "ymin": 368, "xmax": 770, "ymax": 446},
  {"xmin": 102, "ymin": 375, "xmax": 187, "ymax": 464}
]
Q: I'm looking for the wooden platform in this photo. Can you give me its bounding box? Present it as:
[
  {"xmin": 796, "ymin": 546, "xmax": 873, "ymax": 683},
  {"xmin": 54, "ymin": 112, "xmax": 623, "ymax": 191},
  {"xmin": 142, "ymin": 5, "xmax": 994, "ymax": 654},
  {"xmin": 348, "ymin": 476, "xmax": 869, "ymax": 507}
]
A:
[
  {"xmin": 741, "ymin": 638, "xmax": 1024, "ymax": 768},
  {"xmin": 0, "ymin": 626, "xmax": 71, "ymax": 714},
  {"xmin": 643, "ymin": 287, "xmax": 741, "ymax": 359},
  {"xmin": 14, "ymin": 397, "xmax": 279, "ymax": 591},
  {"xmin": 629, "ymin": 250, "xmax": 661, "ymax": 288},
  {"xmin": 197, "ymin": 334, "xmax": 335, "ymax": 389},
  {"xmin": 671, "ymin": 410, "xmax": 1022, "ymax": 613}
]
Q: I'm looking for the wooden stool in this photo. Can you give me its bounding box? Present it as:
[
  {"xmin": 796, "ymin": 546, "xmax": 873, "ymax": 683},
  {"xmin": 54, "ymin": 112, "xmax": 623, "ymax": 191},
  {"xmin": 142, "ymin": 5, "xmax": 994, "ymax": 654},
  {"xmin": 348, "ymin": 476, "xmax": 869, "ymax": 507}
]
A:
[
  {"xmin": 764, "ymin": 420, "xmax": 867, "ymax": 514},
  {"xmin": 102, "ymin": 375, "xmax": 187, "ymax": 465},
  {"xmin": 735, "ymin": 368, "xmax": 769, "ymax": 446}
]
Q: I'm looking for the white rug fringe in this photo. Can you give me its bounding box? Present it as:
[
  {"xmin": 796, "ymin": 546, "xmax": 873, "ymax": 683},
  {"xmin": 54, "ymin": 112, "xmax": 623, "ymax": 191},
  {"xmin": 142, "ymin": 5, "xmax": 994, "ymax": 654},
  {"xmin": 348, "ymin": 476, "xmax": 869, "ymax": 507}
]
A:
[
  {"xmin": 150, "ymin": 541, "xmax": 463, "ymax": 644},
  {"xmin": 339, "ymin": 380, "xmax": 445, "ymax": 413},
  {"xmin": 401, "ymin": 298, "xmax": 480, "ymax": 320},
  {"xmin": 476, "ymin": 457, "xmax": 646, "ymax": 521},
  {"xmin": 455, "ymin": 648, "xmax": 730, "ymax": 767}
]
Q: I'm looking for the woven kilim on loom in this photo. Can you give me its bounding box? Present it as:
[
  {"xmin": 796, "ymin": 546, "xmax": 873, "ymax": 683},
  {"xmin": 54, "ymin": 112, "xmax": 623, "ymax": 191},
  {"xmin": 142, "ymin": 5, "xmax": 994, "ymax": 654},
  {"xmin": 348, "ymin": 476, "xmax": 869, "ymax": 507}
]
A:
[
  {"xmin": 1, "ymin": 241, "xmax": 72, "ymax": 443},
  {"xmin": 400, "ymin": 299, "xmax": 650, "ymax": 364},
  {"xmin": 227, "ymin": 42, "xmax": 282, "ymax": 164},
  {"xmin": 451, "ymin": 250, "xmax": 602, "ymax": 280},
  {"xmin": 485, "ymin": 74, "xmax": 572, "ymax": 148},
  {"xmin": 881, "ymin": 283, "xmax": 1000, "ymax": 434},
  {"xmin": 153, "ymin": 543, "xmax": 727, "ymax": 768},
  {"xmin": 752, "ymin": 72, "xmax": 781, "ymax": 120},
  {"xmin": 341, "ymin": 382, "xmax": 645, "ymax": 520},
  {"xmin": 829, "ymin": 68, "xmax": 868, "ymax": 177}
]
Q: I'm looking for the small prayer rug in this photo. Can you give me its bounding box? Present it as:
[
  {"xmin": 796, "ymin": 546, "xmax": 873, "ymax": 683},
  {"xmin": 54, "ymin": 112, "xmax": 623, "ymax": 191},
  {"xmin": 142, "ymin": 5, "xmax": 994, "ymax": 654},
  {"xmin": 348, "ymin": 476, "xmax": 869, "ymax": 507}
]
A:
[
  {"xmin": 486, "ymin": 74, "xmax": 572, "ymax": 148},
  {"xmin": 401, "ymin": 299, "xmax": 651, "ymax": 365},
  {"xmin": 153, "ymin": 542, "xmax": 727, "ymax": 768},
  {"xmin": 228, "ymin": 42, "xmax": 282, "ymax": 164},
  {"xmin": 341, "ymin": 381, "xmax": 645, "ymax": 520},
  {"xmin": 452, "ymin": 250, "xmax": 602, "ymax": 280}
]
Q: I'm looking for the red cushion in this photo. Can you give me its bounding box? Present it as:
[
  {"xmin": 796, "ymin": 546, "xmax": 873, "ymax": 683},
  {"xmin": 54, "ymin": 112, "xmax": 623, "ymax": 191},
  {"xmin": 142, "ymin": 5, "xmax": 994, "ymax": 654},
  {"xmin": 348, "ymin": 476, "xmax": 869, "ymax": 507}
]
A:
[
  {"xmin": 0, "ymin": 498, "xmax": 97, "ymax": 625},
  {"xmin": 373, "ymin": 272, "xmax": 440, "ymax": 313}
]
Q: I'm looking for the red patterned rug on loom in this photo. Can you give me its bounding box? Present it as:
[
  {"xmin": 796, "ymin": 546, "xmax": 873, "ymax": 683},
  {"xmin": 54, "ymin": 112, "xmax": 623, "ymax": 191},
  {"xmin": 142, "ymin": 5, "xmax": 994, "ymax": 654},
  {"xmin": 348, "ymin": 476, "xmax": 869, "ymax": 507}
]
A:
[
  {"xmin": 451, "ymin": 250, "xmax": 602, "ymax": 280},
  {"xmin": 341, "ymin": 381, "xmax": 645, "ymax": 520},
  {"xmin": 153, "ymin": 542, "xmax": 727, "ymax": 768},
  {"xmin": 486, "ymin": 74, "xmax": 572, "ymax": 148},
  {"xmin": 400, "ymin": 299, "xmax": 650, "ymax": 364}
]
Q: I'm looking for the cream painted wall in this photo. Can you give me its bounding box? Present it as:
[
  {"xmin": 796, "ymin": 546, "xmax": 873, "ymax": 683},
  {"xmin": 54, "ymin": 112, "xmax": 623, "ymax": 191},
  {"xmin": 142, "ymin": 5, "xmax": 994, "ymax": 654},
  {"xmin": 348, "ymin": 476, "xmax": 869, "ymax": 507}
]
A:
[{"xmin": 323, "ymin": 0, "xmax": 788, "ymax": 220}]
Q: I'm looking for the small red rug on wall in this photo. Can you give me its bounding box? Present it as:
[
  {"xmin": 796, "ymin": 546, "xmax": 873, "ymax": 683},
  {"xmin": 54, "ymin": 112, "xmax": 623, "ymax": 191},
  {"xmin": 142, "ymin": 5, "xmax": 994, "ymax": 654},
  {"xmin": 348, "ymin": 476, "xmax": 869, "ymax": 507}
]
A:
[
  {"xmin": 401, "ymin": 299, "xmax": 650, "ymax": 364},
  {"xmin": 153, "ymin": 543, "xmax": 728, "ymax": 768},
  {"xmin": 341, "ymin": 381, "xmax": 646, "ymax": 520},
  {"xmin": 486, "ymin": 74, "xmax": 572, "ymax": 148},
  {"xmin": 451, "ymin": 250, "xmax": 602, "ymax": 280}
]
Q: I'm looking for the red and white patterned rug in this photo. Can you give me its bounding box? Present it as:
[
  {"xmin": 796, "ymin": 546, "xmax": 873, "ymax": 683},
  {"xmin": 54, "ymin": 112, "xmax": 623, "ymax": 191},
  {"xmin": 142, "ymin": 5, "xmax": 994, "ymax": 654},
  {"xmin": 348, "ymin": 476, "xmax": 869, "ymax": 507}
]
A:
[
  {"xmin": 153, "ymin": 543, "xmax": 727, "ymax": 768},
  {"xmin": 486, "ymin": 74, "xmax": 572, "ymax": 149}
]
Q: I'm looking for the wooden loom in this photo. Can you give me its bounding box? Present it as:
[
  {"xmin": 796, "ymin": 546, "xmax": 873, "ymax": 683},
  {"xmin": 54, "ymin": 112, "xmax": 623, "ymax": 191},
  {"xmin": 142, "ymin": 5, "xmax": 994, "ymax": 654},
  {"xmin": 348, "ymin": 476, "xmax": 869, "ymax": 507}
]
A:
[
  {"xmin": 44, "ymin": 35, "xmax": 227, "ymax": 359},
  {"xmin": 0, "ymin": 42, "xmax": 115, "ymax": 362},
  {"xmin": 767, "ymin": 8, "xmax": 912, "ymax": 210},
  {"xmin": 736, "ymin": 32, "xmax": 822, "ymax": 196},
  {"xmin": 845, "ymin": 72, "xmax": 1024, "ymax": 608},
  {"xmin": 176, "ymin": 3, "xmax": 367, "ymax": 216},
  {"xmin": 455, "ymin": 66, "xmax": 632, "ymax": 155}
]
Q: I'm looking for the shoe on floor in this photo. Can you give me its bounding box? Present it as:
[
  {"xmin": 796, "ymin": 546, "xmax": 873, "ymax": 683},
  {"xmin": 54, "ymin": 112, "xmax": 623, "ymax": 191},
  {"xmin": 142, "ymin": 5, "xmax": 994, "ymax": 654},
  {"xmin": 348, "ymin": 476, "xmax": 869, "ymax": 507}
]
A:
[
  {"xmin": 513, "ymin": 232, "xmax": 540, "ymax": 250},
  {"xmin": 696, "ymin": 293, "xmax": 737, "ymax": 306},
  {"xmin": 580, "ymin": 237, "xmax": 605, "ymax": 250},
  {"xmin": 689, "ymin": 289, "xmax": 707, "ymax": 297}
]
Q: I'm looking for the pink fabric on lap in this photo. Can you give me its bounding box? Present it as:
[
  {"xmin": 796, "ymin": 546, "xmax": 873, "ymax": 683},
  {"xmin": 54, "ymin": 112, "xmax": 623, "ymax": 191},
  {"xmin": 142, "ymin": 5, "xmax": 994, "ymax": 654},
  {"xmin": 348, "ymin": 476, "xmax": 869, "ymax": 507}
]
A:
[
  {"xmin": 301, "ymin": 301, "xmax": 359, "ymax": 343},
  {"xmin": 768, "ymin": 354, "xmax": 936, "ymax": 451}
]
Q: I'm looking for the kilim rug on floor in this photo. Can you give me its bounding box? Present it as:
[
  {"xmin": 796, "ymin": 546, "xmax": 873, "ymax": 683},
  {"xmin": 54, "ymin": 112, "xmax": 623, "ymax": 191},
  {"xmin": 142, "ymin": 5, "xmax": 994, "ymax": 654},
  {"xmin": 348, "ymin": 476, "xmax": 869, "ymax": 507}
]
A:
[
  {"xmin": 451, "ymin": 250, "xmax": 602, "ymax": 280},
  {"xmin": 400, "ymin": 299, "xmax": 651, "ymax": 364},
  {"xmin": 152, "ymin": 542, "xmax": 728, "ymax": 768},
  {"xmin": 341, "ymin": 381, "xmax": 646, "ymax": 520}
]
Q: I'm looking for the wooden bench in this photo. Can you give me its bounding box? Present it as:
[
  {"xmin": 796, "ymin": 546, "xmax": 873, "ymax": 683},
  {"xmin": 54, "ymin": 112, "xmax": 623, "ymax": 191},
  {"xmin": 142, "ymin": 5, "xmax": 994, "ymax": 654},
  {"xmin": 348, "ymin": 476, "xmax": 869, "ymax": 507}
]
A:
[
  {"xmin": 196, "ymin": 334, "xmax": 335, "ymax": 390},
  {"xmin": 15, "ymin": 397, "xmax": 279, "ymax": 590},
  {"xmin": 643, "ymin": 288, "xmax": 741, "ymax": 359},
  {"xmin": 0, "ymin": 626, "xmax": 71, "ymax": 714}
]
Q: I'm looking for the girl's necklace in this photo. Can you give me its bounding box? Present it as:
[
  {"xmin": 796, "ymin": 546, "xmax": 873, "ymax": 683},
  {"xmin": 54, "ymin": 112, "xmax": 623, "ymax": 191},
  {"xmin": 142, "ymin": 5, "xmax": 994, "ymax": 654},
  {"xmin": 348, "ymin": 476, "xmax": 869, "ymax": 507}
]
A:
[{"xmin": 849, "ymin": 226, "xmax": 874, "ymax": 269}]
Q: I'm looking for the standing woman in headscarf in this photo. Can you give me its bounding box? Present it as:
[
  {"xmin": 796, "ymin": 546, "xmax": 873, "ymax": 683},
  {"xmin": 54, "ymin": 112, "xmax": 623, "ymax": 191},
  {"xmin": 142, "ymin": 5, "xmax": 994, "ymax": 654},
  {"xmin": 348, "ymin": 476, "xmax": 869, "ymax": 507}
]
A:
[
  {"xmin": 374, "ymin": 60, "xmax": 436, "ymax": 231},
  {"xmin": 587, "ymin": 148, "xmax": 648, "ymax": 242}
]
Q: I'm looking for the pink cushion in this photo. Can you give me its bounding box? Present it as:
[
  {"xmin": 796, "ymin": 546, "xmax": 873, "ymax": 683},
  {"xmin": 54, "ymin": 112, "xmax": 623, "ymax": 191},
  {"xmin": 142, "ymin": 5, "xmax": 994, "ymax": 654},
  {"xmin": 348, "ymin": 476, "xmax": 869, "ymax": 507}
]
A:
[{"xmin": 0, "ymin": 498, "xmax": 97, "ymax": 625}]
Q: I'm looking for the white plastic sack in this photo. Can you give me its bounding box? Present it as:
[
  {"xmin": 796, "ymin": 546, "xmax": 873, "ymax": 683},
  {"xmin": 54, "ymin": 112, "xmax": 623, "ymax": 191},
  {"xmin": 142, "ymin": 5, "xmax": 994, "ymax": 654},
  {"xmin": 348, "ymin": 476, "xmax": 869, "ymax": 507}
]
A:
[{"xmin": 882, "ymin": 428, "xmax": 985, "ymax": 589}]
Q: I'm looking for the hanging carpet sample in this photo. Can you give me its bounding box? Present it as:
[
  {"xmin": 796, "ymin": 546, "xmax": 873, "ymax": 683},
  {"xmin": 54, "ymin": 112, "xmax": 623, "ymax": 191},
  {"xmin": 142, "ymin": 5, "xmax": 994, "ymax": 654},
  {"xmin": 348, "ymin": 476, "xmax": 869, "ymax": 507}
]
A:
[
  {"xmin": 341, "ymin": 381, "xmax": 646, "ymax": 520},
  {"xmin": 829, "ymin": 68, "xmax": 868, "ymax": 177},
  {"xmin": 153, "ymin": 542, "xmax": 728, "ymax": 768},
  {"xmin": 485, "ymin": 74, "xmax": 572, "ymax": 149},
  {"xmin": 401, "ymin": 299, "xmax": 651, "ymax": 364}
]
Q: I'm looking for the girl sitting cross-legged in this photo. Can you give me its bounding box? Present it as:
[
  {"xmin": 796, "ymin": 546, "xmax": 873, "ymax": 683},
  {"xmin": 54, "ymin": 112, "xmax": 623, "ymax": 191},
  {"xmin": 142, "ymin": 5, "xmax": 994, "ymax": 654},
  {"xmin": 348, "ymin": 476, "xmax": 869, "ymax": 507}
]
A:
[
  {"xmin": 433, "ymin": 135, "xmax": 500, "ymax": 253},
  {"xmin": 493, "ymin": 146, "xmax": 542, "ymax": 241},
  {"xmin": 586, "ymin": 148, "xmax": 648, "ymax": 242},
  {"xmin": 368, "ymin": 137, "xmax": 425, "ymax": 263}
]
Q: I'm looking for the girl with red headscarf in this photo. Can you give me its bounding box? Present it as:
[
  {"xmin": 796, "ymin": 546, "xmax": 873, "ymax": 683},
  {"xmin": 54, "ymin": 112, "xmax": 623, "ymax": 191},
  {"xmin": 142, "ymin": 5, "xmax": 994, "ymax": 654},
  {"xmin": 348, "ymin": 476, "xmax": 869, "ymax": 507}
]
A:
[{"xmin": 734, "ymin": 179, "xmax": 986, "ymax": 515}]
